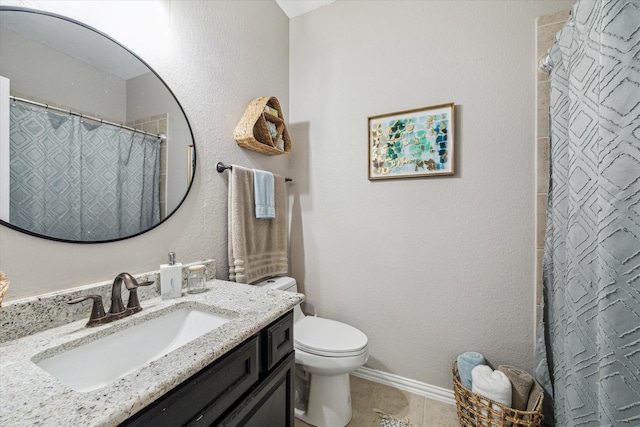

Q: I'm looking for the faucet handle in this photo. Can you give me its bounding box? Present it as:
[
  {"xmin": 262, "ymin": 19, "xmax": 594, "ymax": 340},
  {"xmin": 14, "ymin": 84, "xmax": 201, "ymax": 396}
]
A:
[
  {"xmin": 67, "ymin": 295, "xmax": 107, "ymax": 327},
  {"xmin": 137, "ymin": 281, "xmax": 155, "ymax": 288},
  {"xmin": 126, "ymin": 280, "xmax": 155, "ymax": 313},
  {"xmin": 117, "ymin": 272, "xmax": 140, "ymax": 290}
]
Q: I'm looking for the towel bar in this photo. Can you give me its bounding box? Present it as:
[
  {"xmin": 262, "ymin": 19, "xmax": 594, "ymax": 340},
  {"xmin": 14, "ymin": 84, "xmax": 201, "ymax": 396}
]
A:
[{"xmin": 216, "ymin": 162, "xmax": 292, "ymax": 182}]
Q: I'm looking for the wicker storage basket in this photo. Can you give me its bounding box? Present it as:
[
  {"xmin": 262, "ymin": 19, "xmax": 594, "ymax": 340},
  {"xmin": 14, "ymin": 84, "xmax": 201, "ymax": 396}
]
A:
[
  {"xmin": 452, "ymin": 361, "xmax": 544, "ymax": 427},
  {"xmin": 0, "ymin": 271, "xmax": 9, "ymax": 308},
  {"xmin": 234, "ymin": 96, "xmax": 291, "ymax": 155}
]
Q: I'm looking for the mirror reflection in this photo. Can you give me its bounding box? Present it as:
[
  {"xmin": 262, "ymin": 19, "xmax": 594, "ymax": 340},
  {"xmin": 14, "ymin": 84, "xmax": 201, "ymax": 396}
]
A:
[{"xmin": 0, "ymin": 7, "xmax": 194, "ymax": 242}]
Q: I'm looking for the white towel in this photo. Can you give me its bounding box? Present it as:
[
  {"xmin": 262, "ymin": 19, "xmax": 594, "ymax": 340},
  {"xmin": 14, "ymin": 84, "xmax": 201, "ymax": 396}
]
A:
[
  {"xmin": 253, "ymin": 169, "xmax": 275, "ymax": 219},
  {"xmin": 228, "ymin": 165, "xmax": 288, "ymax": 284},
  {"xmin": 472, "ymin": 365, "xmax": 512, "ymax": 425}
]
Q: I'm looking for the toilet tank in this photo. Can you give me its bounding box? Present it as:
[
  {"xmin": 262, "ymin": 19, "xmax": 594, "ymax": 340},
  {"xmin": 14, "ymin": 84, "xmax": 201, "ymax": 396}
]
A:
[
  {"xmin": 254, "ymin": 276, "xmax": 298, "ymax": 292},
  {"xmin": 255, "ymin": 276, "xmax": 304, "ymax": 323}
]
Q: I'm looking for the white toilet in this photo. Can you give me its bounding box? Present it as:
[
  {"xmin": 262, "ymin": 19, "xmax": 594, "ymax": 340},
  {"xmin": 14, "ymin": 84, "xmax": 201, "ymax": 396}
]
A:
[{"xmin": 256, "ymin": 276, "xmax": 369, "ymax": 427}]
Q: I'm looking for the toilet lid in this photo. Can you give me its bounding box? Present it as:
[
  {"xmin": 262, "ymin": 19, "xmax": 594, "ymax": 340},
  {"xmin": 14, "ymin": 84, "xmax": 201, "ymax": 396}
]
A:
[{"xmin": 295, "ymin": 316, "xmax": 368, "ymax": 357}]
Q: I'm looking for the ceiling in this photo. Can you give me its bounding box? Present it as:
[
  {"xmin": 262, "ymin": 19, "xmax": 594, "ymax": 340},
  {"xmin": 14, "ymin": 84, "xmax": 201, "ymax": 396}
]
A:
[{"xmin": 275, "ymin": 0, "xmax": 337, "ymax": 18}]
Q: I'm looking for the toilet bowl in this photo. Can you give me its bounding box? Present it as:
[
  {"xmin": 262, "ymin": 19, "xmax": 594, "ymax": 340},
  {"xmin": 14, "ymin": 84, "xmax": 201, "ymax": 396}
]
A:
[{"xmin": 255, "ymin": 276, "xmax": 369, "ymax": 427}]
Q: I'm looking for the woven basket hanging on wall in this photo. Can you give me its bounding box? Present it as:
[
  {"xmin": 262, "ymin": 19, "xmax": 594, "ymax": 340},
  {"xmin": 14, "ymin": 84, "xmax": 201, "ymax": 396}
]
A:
[{"xmin": 234, "ymin": 96, "xmax": 292, "ymax": 156}]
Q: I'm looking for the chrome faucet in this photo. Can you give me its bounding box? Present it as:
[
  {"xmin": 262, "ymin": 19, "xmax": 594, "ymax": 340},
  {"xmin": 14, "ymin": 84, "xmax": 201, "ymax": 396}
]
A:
[{"xmin": 68, "ymin": 272, "xmax": 154, "ymax": 327}]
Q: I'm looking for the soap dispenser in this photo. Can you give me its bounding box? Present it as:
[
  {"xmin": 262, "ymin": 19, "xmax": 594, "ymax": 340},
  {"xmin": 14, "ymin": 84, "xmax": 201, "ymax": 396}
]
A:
[{"xmin": 160, "ymin": 252, "xmax": 183, "ymax": 299}]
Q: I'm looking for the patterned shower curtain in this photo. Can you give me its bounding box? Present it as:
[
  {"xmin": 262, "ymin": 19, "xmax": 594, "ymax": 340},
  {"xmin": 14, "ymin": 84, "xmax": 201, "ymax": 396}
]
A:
[
  {"xmin": 534, "ymin": 0, "xmax": 640, "ymax": 425},
  {"xmin": 9, "ymin": 102, "xmax": 160, "ymax": 241}
]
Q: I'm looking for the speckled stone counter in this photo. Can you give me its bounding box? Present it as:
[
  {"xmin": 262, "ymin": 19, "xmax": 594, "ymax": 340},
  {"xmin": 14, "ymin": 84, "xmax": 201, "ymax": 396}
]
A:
[
  {"xmin": 0, "ymin": 260, "xmax": 217, "ymax": 344},
  {"xmin": 0, "ymin": 279, "xmax": 303, "ymax": 427}
]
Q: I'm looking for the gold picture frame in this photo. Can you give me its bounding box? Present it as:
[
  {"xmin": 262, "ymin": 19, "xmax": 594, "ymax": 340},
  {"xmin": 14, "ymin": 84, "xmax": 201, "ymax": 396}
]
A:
[
  {"xmin": 368, "ymin": 102, "xmax": 455, "ymax": 180},
  {"xmin": 187, "ymin": 144, "xmax": 195, "ymax": 186}
]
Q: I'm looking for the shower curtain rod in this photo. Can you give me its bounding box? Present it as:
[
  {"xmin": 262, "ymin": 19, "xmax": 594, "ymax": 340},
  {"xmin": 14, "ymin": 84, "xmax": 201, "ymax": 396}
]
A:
[
  {"xmin": 538, "ymin": 54, "xmax": 553, "ymax": 73},
  {"xmin": 216, "ymin": 162, "xmax": 292, "ymax": 182},
  {"xmin": 538, "ymin": 12, "xmax": 573, "ymax": 74},
  {"xmin": 10, "ymin": 95, "xmax": 166, "ymax": 142}
]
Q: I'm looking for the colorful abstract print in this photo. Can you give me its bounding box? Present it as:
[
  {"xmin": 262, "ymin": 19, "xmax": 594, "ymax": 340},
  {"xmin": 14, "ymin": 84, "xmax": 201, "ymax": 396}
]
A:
[{"xmin": 370, "ymin": 113, "xmax": 450, "ymax": 177}]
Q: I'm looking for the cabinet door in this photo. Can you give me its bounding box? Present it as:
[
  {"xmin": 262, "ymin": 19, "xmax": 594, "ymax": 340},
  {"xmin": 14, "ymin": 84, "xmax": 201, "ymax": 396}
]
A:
[
  {"xmin": 123, "ymin": 336, "xmax": 259, "ymax": 427},
  {"xmin": 264, "ymin": 311, "xmax": 294, "ymax": 371},
  {"xmin": 217, "ymin": 352, "xmax": 295, "ymax": 427}
]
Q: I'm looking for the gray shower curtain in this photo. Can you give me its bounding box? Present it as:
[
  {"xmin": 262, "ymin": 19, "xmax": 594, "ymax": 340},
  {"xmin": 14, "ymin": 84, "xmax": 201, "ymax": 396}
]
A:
[
  {"xmin": 9, "ymin": 102, "xmax": 160, "ymax": 241},
  {"xmin": 534, "ymin": 0, "xmax": 640, "ymax": 425}
]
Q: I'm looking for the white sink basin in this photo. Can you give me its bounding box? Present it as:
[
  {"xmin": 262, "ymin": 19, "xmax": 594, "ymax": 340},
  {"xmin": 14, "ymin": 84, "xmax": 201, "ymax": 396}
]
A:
[{"xmin": 35, "ymin": 307, "xmax": 232, "ymax": 392}]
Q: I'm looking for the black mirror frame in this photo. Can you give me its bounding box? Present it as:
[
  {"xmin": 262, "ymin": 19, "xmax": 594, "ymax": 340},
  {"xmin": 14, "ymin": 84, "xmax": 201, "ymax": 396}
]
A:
[{"xmin": 0, "ymin": 6, "xmax": 196, "ymax": 244}]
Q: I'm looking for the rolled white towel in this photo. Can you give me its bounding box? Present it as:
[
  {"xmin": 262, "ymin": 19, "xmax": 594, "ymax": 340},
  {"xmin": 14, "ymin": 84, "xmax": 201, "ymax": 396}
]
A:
[{"xmin": 471, "ymin": 365, "xmax": 512, "ymax": 425}]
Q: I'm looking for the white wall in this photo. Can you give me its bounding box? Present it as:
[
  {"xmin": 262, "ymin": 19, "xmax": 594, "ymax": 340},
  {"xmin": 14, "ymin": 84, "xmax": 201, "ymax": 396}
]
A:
[
  {"xmin": 0, "ymin": 26, "xmax": 127, "ymax": 122},
  {"xmin": 288, "ymin": 0, "xmax": 574, "ymax": 389},
  {"xmin": 0, "ymin": 0, "xmax": 290, "ymax": 300}
]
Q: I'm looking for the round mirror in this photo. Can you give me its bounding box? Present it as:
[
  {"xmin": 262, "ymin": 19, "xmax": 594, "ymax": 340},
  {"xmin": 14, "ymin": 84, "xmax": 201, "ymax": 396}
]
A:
[{"xmin": 0, "ymin": 7, "xmax": 195, "ymax": 243}]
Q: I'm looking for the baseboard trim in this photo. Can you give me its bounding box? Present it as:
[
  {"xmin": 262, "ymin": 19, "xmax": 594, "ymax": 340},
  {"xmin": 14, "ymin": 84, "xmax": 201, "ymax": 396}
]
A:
[{"xmin": 352, "ymin": 366, "xmax": 456, "ymax": 405}]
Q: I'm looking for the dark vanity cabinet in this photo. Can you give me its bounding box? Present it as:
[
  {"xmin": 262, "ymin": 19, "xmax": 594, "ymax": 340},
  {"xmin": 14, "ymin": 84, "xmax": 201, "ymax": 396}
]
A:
[{"xmin": 121, "ymin": 311, "xmax": 294, "ymax": 427}]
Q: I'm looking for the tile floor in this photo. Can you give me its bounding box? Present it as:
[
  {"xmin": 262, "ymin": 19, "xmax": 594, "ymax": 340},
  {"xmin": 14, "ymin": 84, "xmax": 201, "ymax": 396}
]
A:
[{"xmin": 294, "ymin": 375, "xmax": 459, "ymax": 427}]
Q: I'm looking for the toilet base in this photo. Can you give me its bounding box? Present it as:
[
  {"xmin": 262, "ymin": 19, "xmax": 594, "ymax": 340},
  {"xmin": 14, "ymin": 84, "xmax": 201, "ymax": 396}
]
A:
[{"xmin": 294, "ymin": 372, "xmax": 352, "ymax": 427}]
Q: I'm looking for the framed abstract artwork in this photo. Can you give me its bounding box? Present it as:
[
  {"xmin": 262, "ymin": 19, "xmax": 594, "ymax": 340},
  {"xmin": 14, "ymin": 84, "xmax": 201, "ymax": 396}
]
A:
[{"xmin": 368, "ymin": 102, "xmax": 455, "ymax": 180}]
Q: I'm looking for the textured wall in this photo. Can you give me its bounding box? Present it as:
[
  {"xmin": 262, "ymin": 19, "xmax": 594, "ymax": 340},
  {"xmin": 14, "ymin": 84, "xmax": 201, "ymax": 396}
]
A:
[
  {"xmin": 288, "ymin": 0, "xmax": 575, "ymax": 389},
  {"xmin": 0, "ymin": 0, "xmax": 290, "ymax": 300}
]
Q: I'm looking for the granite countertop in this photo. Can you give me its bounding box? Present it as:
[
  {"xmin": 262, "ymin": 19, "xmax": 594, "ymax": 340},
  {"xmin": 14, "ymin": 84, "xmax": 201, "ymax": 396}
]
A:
[{"xmin": 0, "ymin": 280, "xmax": 303, "ymax": 427}]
